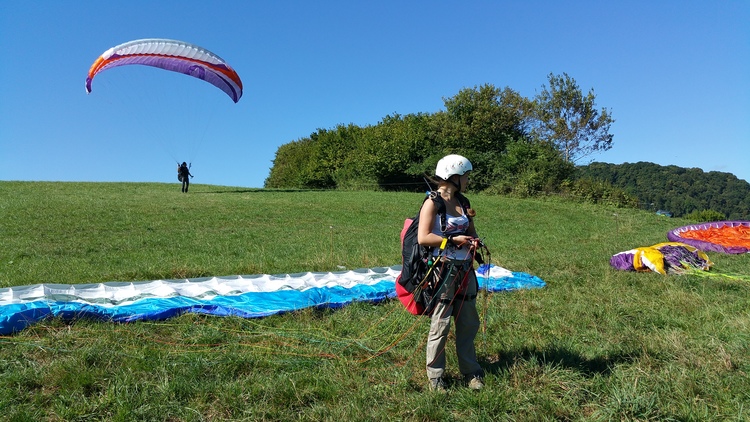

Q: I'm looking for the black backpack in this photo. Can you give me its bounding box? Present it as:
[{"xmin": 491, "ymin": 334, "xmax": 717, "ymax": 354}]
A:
[
  {"xmin": 178, "ymin": 164, "xmax": 189, "ymax": 182},
  {"xmin": 395, "ymin": 191, "xmax": 470, "ymax": 315}
]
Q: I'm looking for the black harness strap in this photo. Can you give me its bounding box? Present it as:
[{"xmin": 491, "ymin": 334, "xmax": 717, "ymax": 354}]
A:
[{"xmin": 440, "ymin": 293, "xmax": 477, "ymax": 303}]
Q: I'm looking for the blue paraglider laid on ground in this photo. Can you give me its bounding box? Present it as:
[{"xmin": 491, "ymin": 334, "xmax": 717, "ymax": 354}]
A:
[{"xmin": 0, "ymin": 264, "xmax": 545, "ymax": 335}]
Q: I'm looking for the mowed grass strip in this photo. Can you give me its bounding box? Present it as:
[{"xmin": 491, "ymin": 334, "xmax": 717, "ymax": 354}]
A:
[{"xmin": 1, "ymin": 181, "xmax": 748, "ymax": 421}]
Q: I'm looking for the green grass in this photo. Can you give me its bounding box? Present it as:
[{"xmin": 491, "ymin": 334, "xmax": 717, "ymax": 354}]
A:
[{"xmin": 1, "ymin": 181, "xmax": 748, "ymax": 421}]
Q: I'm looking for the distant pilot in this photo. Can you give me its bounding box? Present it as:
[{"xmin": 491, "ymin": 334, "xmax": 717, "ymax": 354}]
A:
[{"xmin": 177, "ymin": 162, "xmax": 193, "ymax": 193}]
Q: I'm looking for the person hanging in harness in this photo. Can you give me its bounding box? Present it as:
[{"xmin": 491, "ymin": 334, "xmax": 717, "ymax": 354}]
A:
[
  {"xmin": 418, "ymin": 154, "xmax": 484, "ymax": 392},
  {"xmin": 177, "ymin": 162, "xmax": 193, "ymax": 193}
]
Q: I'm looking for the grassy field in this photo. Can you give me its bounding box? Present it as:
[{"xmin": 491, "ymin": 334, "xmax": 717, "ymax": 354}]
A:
[{"xmin": 1, "ymin": 181, "xmax": 748, "ymax": 421}]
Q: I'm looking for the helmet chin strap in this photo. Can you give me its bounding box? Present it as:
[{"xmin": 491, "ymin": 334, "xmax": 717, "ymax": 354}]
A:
[{"xmin": 449, "ymin": 176, "xmax": 462, "ymax": 192}]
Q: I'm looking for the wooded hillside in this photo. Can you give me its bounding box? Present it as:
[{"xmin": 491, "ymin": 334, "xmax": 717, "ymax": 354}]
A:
[{"xmin": 577, "ymin": 162, "xmax": 750, "ymax": 219}]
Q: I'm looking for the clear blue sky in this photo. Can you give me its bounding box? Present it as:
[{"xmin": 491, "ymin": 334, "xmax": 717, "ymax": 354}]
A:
[{"xmin": 1, "ymin": 1, "xmax": 748, "ymax": 187}]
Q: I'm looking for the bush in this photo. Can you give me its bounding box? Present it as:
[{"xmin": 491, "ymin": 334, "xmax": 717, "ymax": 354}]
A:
[
  {"xmin": 684, "ymin": 209, "xmax": 726, "ymax": 223},
  {"xmin": 564, "ymin": 178, "xmax": 638, "ymax": 208}
]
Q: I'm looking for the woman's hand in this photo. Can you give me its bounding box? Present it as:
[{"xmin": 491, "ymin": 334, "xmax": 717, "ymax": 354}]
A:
[{"xmin": 449, "ymin": 235, "xmax": 478, "ymax": 248}]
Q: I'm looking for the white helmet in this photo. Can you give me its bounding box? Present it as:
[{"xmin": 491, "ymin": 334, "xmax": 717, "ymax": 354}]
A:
[{"xmin": 435, "ymin": 154, "xmax": 473, "ymax": 180}]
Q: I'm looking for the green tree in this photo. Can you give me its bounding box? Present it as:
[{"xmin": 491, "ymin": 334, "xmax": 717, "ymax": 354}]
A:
[
  {"xmin": 439, "ymin": 84, "xmax": 531, "ymax": 190},
  {"xmin": 264, "ymin": 137, "xmax": 316, "ymax": 188},
  {"xmin": 532, "ymin": 73, "xmax": 614, "ymax": 163},
  {"xmin": 488, "ymin": 139, "xmax": 575, "ymax": 196},
  {"xmin": 337, "ymin": 113, "xmax": 437, "ymax": 190}
]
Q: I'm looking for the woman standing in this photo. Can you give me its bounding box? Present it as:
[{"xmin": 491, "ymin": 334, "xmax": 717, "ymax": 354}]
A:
[{"xmin": 417, "ymin": 154, "xmax": 484, "ymax": 392}]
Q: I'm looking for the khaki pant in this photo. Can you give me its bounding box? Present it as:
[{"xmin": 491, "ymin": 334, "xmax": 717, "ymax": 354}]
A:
[{"xmin": 426, "ymin": 260, "xmax": 482, "ymax": 380}]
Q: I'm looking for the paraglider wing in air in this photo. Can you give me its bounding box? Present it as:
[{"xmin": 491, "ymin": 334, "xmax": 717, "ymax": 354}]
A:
[{"xmin": 85, "ymin": 38, "xmax": 243, "ymax": 103}]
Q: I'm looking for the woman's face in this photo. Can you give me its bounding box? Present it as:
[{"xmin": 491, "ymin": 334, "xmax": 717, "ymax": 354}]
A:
[{"xmin": 459, "ymin": 172, "xmax": 470, "ymax": 191}]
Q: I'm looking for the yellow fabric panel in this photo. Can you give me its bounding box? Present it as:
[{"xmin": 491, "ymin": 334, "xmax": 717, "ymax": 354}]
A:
[
  {"xmin": 633, "ymin": 247, "xmax": 667, "ymax": 274},
  {"xmin": 631, "ymin": 242, "xmax": 713, "ymax": 275}
]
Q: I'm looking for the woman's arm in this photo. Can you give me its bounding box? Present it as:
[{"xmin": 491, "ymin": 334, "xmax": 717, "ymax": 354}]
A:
[
  {"xmin": 418, "ymin": 199, "xmax": 478, "ymax": 248},
  {"xmin": 417, "ymin": 200, "xmax": 444, "ymax": 248}
]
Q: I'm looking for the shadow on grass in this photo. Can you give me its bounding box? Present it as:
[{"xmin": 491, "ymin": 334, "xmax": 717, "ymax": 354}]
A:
[
  {"xmin": 193, "ymin": 188, "xmax": 319, "ymax": 194},
  {"xmin": 481, "ymin": 345, "xmax": 641, "ymax": 378}
]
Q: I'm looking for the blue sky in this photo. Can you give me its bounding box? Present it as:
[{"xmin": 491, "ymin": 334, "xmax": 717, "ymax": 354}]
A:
[{"xmin": 1, "ymin": 1, "xmax": 748, "ymax": 188}]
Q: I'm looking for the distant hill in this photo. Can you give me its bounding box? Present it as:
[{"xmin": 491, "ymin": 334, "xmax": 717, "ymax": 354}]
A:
[{"xmin": 577, "ymin": 162, "xmax": 750, "ymax": 219}]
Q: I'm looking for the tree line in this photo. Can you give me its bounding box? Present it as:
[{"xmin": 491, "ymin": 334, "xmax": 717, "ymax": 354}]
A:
[
  {"xmin": 264, "ymin": 73, "xmax": 748, "ymax": 219},
  {"xmin": 265, "ymin": 73, "xmax": 614, "ymax": 196}
]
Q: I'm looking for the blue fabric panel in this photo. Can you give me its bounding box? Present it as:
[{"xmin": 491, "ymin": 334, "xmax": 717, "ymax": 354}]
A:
[{"xmin": 0, "ymin": 271, "xmax": 544, "ymax": 335}]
